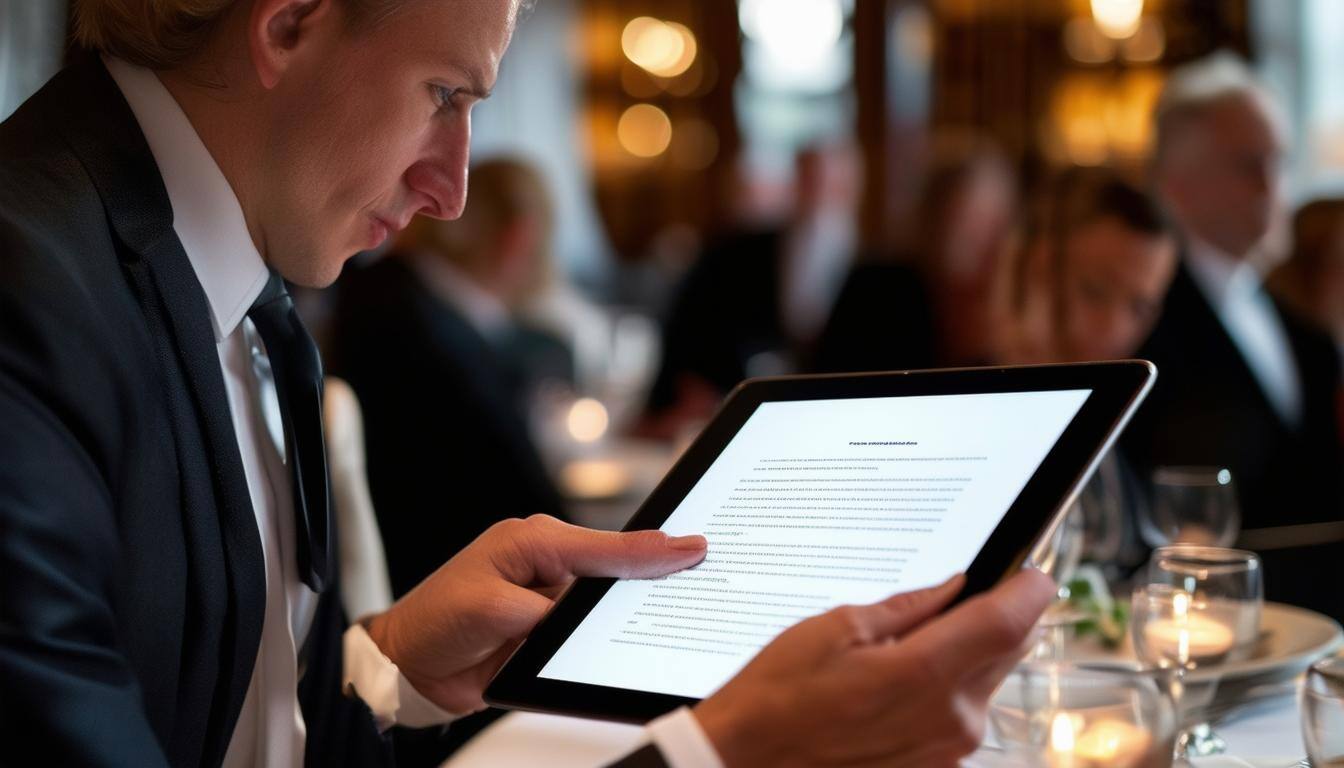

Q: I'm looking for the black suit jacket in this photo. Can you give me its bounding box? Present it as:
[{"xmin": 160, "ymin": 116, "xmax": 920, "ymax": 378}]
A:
[
  {"xmin": 0, "ymin": 57, "xmax": 670, "ymax": 768},
  {"xmin": 329, "ymin": 255, "xmax": 565, "ymax": 600},
  {"xmin": 646, "ymin": 228, "xmax": 788, "ymax": 414},
  {"xmin": 0, "ymin": 58, "xmax": 389, "ymax": 766},
  {"xmin": 810, "ymin": 261, "xmax": 938, "ymax": 374},
  {"xmin": 1122, "ymin": 262, "xmax": 1344, "ymax": 620}
]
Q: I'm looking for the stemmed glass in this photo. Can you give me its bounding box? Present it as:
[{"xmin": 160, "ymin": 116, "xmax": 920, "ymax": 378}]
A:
[
  {"xmin": 1032, "ymin": 504, "xmax": 1087, "ymax": 592},
  {"xmin": 1130, "ymin": 546, "xmax": 1262, "ymax": 760},
  {"xmin": 1027, "ymin": 505, "xmax": 1091, "ymax": 661},
  {"xmin": 1138, "ymin": 467, "xmax": 1240, "ymax": 548},
  {"xmin": 989, "ymin": 661, "xmax": 1177, "ymax": 767},
  {"xmin": 1303, "ymin": 654, "xmax": 1344, "ymax": 766}
]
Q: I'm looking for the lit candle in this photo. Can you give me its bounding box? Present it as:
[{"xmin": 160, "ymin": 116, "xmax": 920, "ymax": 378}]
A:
[
  {"xmin": 1048, "ymin": 712, "xmax": 1083, "ymax": 768},
  {"xmin": 1141, "ymin": 591, "xmax": 1235, "ymax": 664},
  {"xmin": 1049, "ymin": 713, "xmax": 1154, "ymax": 768},
  {"xmin": 1073, "ymin": 720, "xmax": 1152, "ymax": 767}
]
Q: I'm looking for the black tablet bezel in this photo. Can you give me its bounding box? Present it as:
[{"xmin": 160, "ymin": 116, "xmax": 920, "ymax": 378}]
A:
[{"xmin": 485, "ymin": 361, "xmax": 1156, "ymax": 723}]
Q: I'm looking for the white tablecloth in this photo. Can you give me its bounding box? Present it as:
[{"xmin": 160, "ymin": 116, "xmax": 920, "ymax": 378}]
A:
[{"xmin": 444, "ymin": 696, "xmax": 1306, "ymax": 768}]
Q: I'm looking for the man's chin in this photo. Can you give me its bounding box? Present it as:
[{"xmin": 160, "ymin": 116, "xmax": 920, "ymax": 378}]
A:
[{"xmin": 271, "ymin": 252, "xmax": 349, "ymax": 290}]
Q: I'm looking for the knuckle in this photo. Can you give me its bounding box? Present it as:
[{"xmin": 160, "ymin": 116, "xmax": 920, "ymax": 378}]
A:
[
  {"xmin": 487, "ymin": 517, "xmax": 529, "ymax": 542},
  {"xmin": 828, "ymin": 605, "xmax": 868, "ymax": 639},
  {"xmin": 953, "ymin": 707, "xmax": 986, "ymax": 753},
  {"xmin": 625, "ymin": 529, "xmax": 667, "ymax": 548},
  {"xmin": 885, "ymin": 590, "xmax": 923, "ymax": 615},
  {"xmin": 524, "ymin": 513, "xmax": 561, "ymax": 529},
  {"xmin": 496, "ymin": 516, "xmax": 529, "ymax": 535}
]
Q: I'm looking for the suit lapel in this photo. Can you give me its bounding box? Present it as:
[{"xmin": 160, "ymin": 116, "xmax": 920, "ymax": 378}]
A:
[
  {"xmin": 139, "ymin": 235, "xmax": 269, "ymax": 764},
  {"xmin": 1168, "ymin": 263, "xmax": 1290, "ymax": 426},
  {"xmin": 44, "ymin": 57, "xmax": 267, "ymax": 766}
]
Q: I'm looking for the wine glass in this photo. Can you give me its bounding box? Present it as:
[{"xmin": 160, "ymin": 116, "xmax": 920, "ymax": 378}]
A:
[
  {"xmin": 1130, "ymin": 546, "xmax": 1263, "ymax": 759},
  {"xmin": 1303, "ymin": 654, "xmax": 1344, "ymax": 766},
  {"xmin": 989, "ymin": 661, "xmax": 1177, "ymax": 767},
  {"xmin": 1138, "ymin": 467, "xmax": 1240, "ymax": 548},
  {"xmin": 1025, "ymin": 504, "xmax": 1092, "ymax": 662},
  {"xmin": 1031, "ymin": 503, "xmax": 1087, "ymax": 594}
]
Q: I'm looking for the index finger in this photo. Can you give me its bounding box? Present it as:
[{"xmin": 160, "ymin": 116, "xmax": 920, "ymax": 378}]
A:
[{"xmin": 481, "ymin": 515, "xmax": 709, "ymax": 586}]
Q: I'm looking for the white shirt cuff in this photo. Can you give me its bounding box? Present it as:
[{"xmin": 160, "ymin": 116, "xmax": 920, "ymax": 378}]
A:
[
  {"xmin": 341, "ymin": 623, "xmax": 456, "ymax": 730},
  {"xmin": 644, "ymin": 707, "xmax": 725, "ymax": 768}
]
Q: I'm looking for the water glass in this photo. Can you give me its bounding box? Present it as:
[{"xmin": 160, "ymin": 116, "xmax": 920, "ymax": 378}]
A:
[
  {"xmin": 990, "ymin": 661, "xmax": 1177, "ymax": 767},
  {"xmin": 1130, "ymin": 546, "xmax": 1263, "ymax": 758},
  {"xmin": 1138, "ymin": 467, "xmax": 1240, "ymax": 548},
  {"xmin": 1303, "ymin": 654, "xmax": 1344, "ymax": 766}
]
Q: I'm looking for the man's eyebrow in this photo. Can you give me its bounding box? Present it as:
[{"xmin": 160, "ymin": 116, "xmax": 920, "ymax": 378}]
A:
[{"xmin": 445, "ymin": 61, "xmax": 493, "ymax": 99}]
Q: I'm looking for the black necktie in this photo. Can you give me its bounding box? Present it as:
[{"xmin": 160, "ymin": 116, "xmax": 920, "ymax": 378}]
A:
[{"xmin": 247, "ymin": 271, "xmax": 332, "ymax": 592}]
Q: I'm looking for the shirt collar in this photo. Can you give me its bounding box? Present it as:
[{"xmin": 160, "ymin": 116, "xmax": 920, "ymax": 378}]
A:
[
  {"xmin": 407, "ymin": 251, "xmax": 512, "ymax": 339},
  {"xmin": 104, "ymin": 56, "xmax": 269, "ymax": 343},
  {"xmin": 1184, "ymin": 235, "xmax": 1262, "ymax": 310}
]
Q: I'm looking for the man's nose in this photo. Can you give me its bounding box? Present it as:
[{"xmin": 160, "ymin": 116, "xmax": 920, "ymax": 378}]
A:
[{"xmin": 404, "ymin": 120, "xmax": 472, "ymax": 221}]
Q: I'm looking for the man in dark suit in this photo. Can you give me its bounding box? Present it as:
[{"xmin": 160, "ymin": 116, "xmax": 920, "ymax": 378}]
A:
[
  {"xmin": 811, "ymin": 142, "xmax": 1018, "ymax": 376},
  {"xmin": 331, "ymin": 158, "xmax": 567, "ymax": 601},
  {"xmin": 643, "ymin": 144, "xmax": 860, "ymax": 436},
  {"xmin": 1122, "ymin": 54, "xmax": 1344, "ymax": 620},
  {"xmin": 0, "ymin": 1, "xmax": 1052, "ymax": 766}
]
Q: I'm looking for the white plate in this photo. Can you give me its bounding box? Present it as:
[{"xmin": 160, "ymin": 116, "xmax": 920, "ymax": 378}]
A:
[{"xmin": 1061, "ymin": 601, "xmax": 1343, "ymax": 684}]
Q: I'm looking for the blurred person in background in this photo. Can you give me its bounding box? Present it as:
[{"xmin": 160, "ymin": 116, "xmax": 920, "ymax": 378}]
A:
[
  {"xmin": 331, "ymin": 157, "xmax": 576, "ymax": 761},
  {"xmin": 1120, "ymin": 53, "xmax": 1344, "ymax": 621},
  {"xmin": 331, "ymin": 157, "xmax": 569, "ymax": 601},
  {"xmin": 998, "ymin": 169, "xmax": 1177, "ymax": 580},
  {"xmin": 641, "ymin": 142, "xmax": 862, "ymax": 439},
  {"xmin": 812, "ymin": 138, "xmax": 1017, "ymax": 374},
  {"xmin": 1269, "ymin": 198, "xmax": 1344, "ymax": 440},
  {"xmin": 1269, "ymin": 198, "xmax": 1344, "ymax": 366}
]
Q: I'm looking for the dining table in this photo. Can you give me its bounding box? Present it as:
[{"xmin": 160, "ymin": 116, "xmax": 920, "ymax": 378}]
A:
[
  {"xmin": 442, "ymin": 690, "xmax": 1309, "ymax": 767},
  {"xmin": 513, "ymin": 436, "xmax": 1330, "ymax": 767}
]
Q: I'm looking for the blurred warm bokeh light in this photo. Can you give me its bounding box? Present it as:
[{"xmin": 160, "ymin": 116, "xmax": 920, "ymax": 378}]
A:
[{"xmin": 617, "ymin": 103, "xmax": 674, "ymax": 158}]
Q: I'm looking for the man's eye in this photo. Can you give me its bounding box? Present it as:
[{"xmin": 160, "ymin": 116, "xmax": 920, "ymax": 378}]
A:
[{"xmin": 431, "ymin": 84, "xmax": 461, "ymax": 110}]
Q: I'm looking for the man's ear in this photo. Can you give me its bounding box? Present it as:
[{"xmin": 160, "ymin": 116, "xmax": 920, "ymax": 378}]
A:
[{"xmin": 248, "ymin": 0, "xmax": 332, "ymax": 89}]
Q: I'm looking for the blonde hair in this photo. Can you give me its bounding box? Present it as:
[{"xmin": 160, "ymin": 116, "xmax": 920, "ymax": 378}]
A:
[{"xmin": 72, "ymin": 0, "xmax": 404, "ymax": 69}]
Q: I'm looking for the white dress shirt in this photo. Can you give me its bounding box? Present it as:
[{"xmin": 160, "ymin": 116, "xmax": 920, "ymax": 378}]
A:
[
  {"xmin": 104, "ymin": 57, "xmax": 717, "ymax": 767},
  {"xmin": 780, "ymin": 208, "xmax": 856, "ymax": 345},
  {"xmin": 1185, "ymin": 238, "xmax": 1303, "ymax": 426}
]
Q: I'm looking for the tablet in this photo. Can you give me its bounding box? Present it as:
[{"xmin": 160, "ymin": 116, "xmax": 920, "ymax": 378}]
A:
[{"xmin": 486, "ymin": 361, "xmax": 1156, "ymax": 723}]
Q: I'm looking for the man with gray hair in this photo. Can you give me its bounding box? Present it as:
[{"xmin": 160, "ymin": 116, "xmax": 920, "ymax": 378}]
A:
[{"xmin": 1123, "ymin": 52, "xmax": 1344, "ymax": 620}]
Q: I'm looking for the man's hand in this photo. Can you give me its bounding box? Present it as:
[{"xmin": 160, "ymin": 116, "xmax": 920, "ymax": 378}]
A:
[
  {"xmin": 693, "ymin": 569, "xmax": 1055, "ymax": 768},
  {"xmin": 364, "ymin": 514, "xmax": 707, "ymax": 714}
]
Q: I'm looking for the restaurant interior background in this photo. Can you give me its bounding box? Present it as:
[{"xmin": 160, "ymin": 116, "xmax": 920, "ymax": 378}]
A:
[
  {"xmin": 7, "ymin": 1, "xmax": 1344, "ymax": 762},
  {"xmin": 2, "ymin": 0, "xmax": 1342, "ymax": 520},
  {"xmin": 2, "ymin": 0, "xmax": 1344, "ymax": 519}
]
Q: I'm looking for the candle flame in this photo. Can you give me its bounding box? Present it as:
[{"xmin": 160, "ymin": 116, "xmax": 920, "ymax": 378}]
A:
[
  {"xmin": 1173, "ymin": 590, "xmax": 1189, "ymax": 620},
  {"xmin": 1092, "ymin": 732, "xmax": 1121, "ymax": 759},
  {"xmin": 1050, "ymin": 712, "xmax": 1078, "ymax": 753}
]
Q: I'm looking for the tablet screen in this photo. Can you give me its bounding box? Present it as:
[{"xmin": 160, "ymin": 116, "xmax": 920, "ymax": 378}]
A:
[{"xmin": 537, "ymin": 389, "xmax": 1091, "ymax": 699}]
